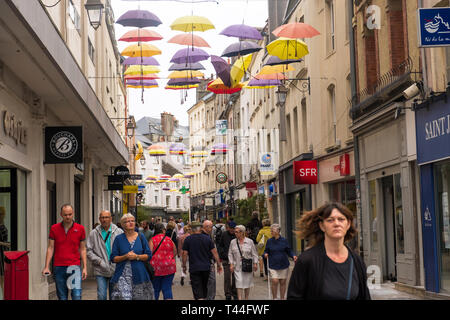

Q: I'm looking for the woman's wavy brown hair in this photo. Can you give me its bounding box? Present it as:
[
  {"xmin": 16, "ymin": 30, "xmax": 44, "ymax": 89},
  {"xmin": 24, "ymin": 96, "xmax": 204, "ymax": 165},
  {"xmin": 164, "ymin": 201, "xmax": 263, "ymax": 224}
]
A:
[{"xmin": 296, "ymin": 202, "xmax": 357, "ymax": 247}]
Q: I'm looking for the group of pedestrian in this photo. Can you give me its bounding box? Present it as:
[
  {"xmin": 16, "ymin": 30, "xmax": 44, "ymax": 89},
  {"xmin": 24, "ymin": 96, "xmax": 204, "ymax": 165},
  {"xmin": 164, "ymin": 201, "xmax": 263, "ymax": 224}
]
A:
[{"xmin": 41, "ymin": 201, "xmax": 371, "ymax": 301}]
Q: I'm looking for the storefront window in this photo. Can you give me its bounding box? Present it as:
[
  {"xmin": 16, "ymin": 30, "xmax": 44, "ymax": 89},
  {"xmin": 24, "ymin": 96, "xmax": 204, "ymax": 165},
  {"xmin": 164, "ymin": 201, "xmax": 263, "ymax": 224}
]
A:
[
  {"xmin": 369, "ymin": 180, "xmax": 378, "ymax": 252},
  {"xmin": 436, "ymin": 161, "xmax": 450, "ymax": 293},
  {"xmin": 394, "ymin": 174, "xmax": 405, "ymax": 254},
  {"xmin": 0, "ymin": 170, "xmax": 10, "ymax": 188}
]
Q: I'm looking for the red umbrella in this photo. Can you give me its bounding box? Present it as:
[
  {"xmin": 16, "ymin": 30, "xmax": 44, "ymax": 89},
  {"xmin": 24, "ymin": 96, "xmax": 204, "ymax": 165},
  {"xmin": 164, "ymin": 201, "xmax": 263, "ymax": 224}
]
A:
[
  {"xmin": 207, "ymin": 79, "xmax": 242, "ymax": 95},
  {"xmin": 119, "ymin": 29, "xmax": 163, "ymax": 42},
  {"xmin": 272, "ymin": 22, "xmax": 320, "ymax": 39},
  {"xmin": 168, "ymin": 34, "xmax": 210, "ymax": 48}
]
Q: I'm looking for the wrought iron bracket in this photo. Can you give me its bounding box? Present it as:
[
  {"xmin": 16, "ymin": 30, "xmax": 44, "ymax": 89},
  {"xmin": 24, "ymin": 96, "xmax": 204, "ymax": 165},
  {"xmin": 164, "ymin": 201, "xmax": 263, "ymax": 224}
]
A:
[{"xmin": 285, "ymin": 77, "xmax": 311, "ymax": 95}]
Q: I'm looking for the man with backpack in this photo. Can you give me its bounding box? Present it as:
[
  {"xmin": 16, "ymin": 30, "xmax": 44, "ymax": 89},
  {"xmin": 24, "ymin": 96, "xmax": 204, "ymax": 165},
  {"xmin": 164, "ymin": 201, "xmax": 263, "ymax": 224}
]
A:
[{"xmin": 212, "ymin": 219, "xmax": 225, "ymax": 246}]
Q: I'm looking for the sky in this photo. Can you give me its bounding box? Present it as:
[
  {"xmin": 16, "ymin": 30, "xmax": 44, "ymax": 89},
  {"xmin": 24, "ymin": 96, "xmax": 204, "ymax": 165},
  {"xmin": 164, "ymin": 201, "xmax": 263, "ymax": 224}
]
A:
[{"xmin": 111, "ymin": 0, "xmax": 269, "ymax": 126}]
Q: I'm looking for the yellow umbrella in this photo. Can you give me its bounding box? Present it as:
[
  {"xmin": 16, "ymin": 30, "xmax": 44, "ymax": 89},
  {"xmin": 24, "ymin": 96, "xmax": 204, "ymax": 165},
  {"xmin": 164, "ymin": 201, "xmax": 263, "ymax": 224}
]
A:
[
  {"xmin": 165, "ymin": 84, "xmax": 199, "ymax": 90},
  {"xmin": 168, "ymin": 70, "xmax": 204, "ymax": 79},
  {"xmin": 135, "ymin": 141, "xmax": 144, "ymax": 161},
  {"xmin": 259, "ymin": 65, "xmax": 295, "ymax": 75},
  {"xmin": 170, "ymin": 16, "xmax": 215, "ymax": 32},
  {"xmin": 121, "ymin": 43, "xmax": 162, "ymax": 57},
  {"xmin": 266, "ymin": 38, "xmax": 309, "ymax": 60},
  {"xmin": 230, "ymin": 54, "xmax": 253, "ymax": 87},
  {"xmin": 127, "ymin": 84, "xmax": 158, "ymax": 89},
  {"xmin": 125, "ymin": 65, "xmax": 160, "ymax": 76},
  {"xmin": 242, "ymin": 81, "xmax": 278, "ymax": 89}
]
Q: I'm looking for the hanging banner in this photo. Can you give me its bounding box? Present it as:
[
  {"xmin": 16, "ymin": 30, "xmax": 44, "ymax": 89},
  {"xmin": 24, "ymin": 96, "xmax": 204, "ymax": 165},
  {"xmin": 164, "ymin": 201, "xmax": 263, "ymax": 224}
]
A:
[
  {"xmin": 44, "ymin": 126, "xmax": 83, "ymax": 164},
  {"xmin": 216, "ymin": 120, "xmax": 228, "ymax": 136},
  {"xmin": 259, "ymin": 152, "xmax": 276, "ymax": 175},
  {"xmin": 123, "ymin": 185, "xmax": 139, "ymax": 194},
  {"xmin": 418, "ymin": 8, "xmax": 450, "ymax": 47}
]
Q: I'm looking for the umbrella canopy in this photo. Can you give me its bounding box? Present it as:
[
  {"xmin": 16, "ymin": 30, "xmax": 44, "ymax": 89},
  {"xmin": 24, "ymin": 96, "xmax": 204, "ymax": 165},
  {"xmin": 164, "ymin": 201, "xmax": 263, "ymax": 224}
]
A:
[
  {"xmin": 168, "ymin": 33, "xmax": 210, "ymax": 47},
  {"xmin": 126, "ymin": 79, "xmax": 158, "ymax": 87},
  {"xmin": 165, "ymin": 84, "xmax": 199, "ymax": 90},
  {"xmin": 243, "ymin": 81, "xmax": 278, "ymax": 89},
  {"xmin": 121, "ymin": 43, "xmax": 162, "ymax": 57},
  {"xmin": 211, "ymin": 143, "xmax": 229, "ymax": 155},
  {"xmin": 162, "ymin": 187, "xmax": 171, "ymax": 191},
  {"xmin": 135, "ymin": 141, "xmax": 144, "ymax": 161},
  {"xmin": 265, "ymin": 56, "xmax": 303, "ymax": 66},
  {"xmin": 125, "ymin": 74, "xmax": 159, "ymax": 81},
  {"xmin": 207, "ymin": 79, "xmax": 243, "ymax": 95},
  {"xmin": 146, "ymin": 175, "xmax": 157, "ymax": 181},
  {"xmin": 116, "ymin": 9, "xmax": 162, "ymax": 28},
  {"xmin": 259, "ymin": 64, "xmax": 295, "ymax": 75},
  {"xmin": 168, "ymin": 62, "xmax": 205, "ymax": 71},
  {"xmin": 190, "ymin": 150, "xmax": 208, "ymax": 158},
  {"xmin": 167, "ymin": 78, "xmax": 201, "ymax": 86},
  {"xmin": 247, "ymin": 78, "xmax": 282, "ymax": 87},
  {"xmin": 148, "ymin": 144, "xmax": 166, "ymax": 156},
  {"xmin": 254, "ymin": 72, "xmax": 286, "ymax": 80},
  {"xmin": 119, "ymin": 29, "xmax": 163, "ymax": 42},
  {"xmin": 124, "ymin": 65, "xmax": 160, "ymax": 76},
  {"xmin": 168, "ymin": 70, "xmax": 204, "ymax": 79},
  {"xmin": 169, "ymin": 143, "xmax": 186, "ymax": 155},
  {"xmin": 183, "ymin": 172, "xmax": 195, "ymax": 178},
  {"xmin": 123, "ymin": 56, "xmax": 160, "ymax": 66},
  {"xmin": 170, "ymin": 16, "xmax": 215, "ymax": 32},
  {"xmin": 221, "ymin": 41, "xmax": 262, "ymax": 58},
  {"xmin": 220, "ymin": 24, "xmax": 263, "ymax": 40},
  {"xmin": 210, "ymin": 55, "xmax": 231, "ymax": 87},
  {"xmin": 266, "ymin": 38, "xmax": 309, "ymax": 60},
  {"xmin": 230, "ymin": 54, "xmax": 253, "ymax": 87},
  {"xmin": 160, "ymin": 175, "xmax": 171, "ymax": 180},
  {"xmin": 173, "ymin": 174, "xmax": 185, "ymax": 179},
  {"xmin": 272, "ymin": 22, "xmax": 320, "ymax": 39},
  {"xmin": 170, "ymin": 47, "xmax": 210, "ymax": 64}
]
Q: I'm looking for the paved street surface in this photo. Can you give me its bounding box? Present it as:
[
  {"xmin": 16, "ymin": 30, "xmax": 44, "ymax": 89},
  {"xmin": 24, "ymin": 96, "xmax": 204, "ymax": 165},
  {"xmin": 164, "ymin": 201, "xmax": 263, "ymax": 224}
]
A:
[{"xmin": 80, "ymin": 258, "xmax": 422, "ymax": 300}]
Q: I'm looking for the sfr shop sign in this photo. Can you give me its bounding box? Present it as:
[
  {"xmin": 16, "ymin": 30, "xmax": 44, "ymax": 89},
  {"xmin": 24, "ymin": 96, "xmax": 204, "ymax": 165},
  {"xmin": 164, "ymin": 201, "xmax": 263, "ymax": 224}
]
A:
[{"xmin": 293, "ymin": 160, "xmax": 318, "ymax": 185}]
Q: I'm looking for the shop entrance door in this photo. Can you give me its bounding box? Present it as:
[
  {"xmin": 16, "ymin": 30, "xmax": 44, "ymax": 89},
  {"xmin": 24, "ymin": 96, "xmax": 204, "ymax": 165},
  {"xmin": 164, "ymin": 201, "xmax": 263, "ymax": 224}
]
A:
[{"xmin": 382, "ymin": 176, "xmax": 397, "ymax": 281}]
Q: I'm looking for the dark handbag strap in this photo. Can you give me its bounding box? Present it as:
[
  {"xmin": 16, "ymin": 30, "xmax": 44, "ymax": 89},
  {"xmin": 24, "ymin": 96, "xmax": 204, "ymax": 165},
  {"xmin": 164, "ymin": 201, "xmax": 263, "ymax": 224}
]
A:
[
  {"xmin": 346, "ymin": 255, "xmax": 354, "ymax": 300},
  {"xmin": 152, "ymin": 235, "xmax": 167, "ymax": 255},
  {"xmin": 236, "ymin": 240, "xmax": 244, "ymax": 258}
]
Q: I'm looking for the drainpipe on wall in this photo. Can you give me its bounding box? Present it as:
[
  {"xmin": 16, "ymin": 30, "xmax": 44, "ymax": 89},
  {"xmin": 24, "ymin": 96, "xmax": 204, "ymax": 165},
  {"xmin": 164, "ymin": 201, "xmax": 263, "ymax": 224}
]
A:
[{"xmin": 348, "ymin": 0, "xmax": 364, "ymax": 258}]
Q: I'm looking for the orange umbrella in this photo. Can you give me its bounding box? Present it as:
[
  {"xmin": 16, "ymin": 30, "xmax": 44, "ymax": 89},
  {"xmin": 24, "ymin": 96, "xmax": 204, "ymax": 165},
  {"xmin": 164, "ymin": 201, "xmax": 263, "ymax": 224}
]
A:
[
  {"xmin": 168, "ymin": 33, "xmax": 210, "ymax": 48},
  {"xmin": 119, "ymin": 29, "xmax": 163, "ymax": 42},
  {"xmin": 254, "ymin": 72, "xmax": 287, "ymax": 80},
  {"xmin": 207, "ymin": 79, "xmax": 243, "ymax": 94},
  {"xmin": 272, "ymin": 22, "xmax": 320, "ymax": 39}
]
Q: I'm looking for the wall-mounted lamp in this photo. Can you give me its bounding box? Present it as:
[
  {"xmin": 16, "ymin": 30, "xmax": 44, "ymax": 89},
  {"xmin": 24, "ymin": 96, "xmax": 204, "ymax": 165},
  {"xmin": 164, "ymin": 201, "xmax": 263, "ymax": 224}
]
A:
[{"xmin": 85, "ymin": 0, "xmax": 104, "ymax": 30}]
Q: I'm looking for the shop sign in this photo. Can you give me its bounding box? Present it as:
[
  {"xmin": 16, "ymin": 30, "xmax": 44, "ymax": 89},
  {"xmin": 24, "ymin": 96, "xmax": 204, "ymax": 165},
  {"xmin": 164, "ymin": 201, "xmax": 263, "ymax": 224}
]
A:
[
  {"xmin": 415, "ymin": 96, "xmax": 450, "ymax": 165},
  {"xmin": 216, "ymin": 172, "xmax": 228, "ymax": 184},
  {"xmin": 418, "ymin": 8, "xmax": 450, "ymax": 47},
  {"xmin": 205, "ymin": 198, "xmax": 213, "ymax": 207},
  {"xmin": 44, "ymin": 126, "xmax": 83, "ymax": 164},
  {"xmin": 2, "ymin": 110, "xmax": 27, "ymax": 146},
  {"xmin": 293, "ymin": 160, "xmax": 318, "ymax": 185},
  {"xmin": 215, "ymin": 120, "xmax": 227, "ymax": 136},
  {"xmin": 108, "ymin": 175, "xmax": 124, "ymax": 191},
  {"xmin": 259, "ymin": 152, "xmax": 276, "ymax": 175},
  {"xmin": 123, "ymin": 185, "xmax": 138, "ymax": 194},
  {"xmin": 340, "ymin": 154, "xmax": 350, "ymax": 176},
  {"xmin": 246, "ymin": 182, "xmax": 257, "ymax": 190},
  {"xmin": 114, "ymin": 165, "xmax": 130, "ymax": 177}
]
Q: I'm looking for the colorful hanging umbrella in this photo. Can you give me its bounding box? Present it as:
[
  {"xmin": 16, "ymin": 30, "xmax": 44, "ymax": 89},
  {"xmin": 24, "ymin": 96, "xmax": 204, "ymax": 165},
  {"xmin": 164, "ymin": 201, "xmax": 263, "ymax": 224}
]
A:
[
  {"xmin": 119, "ymin": 29, "xmax": 163, "ymax": 42},
  {"xmin": 220, "ymin": 24, "xmax": 263, "ymax": 40},
  {"xmin": 259, "ymin": 64, "xmax": 295, "ymax": 75},
  {"xmin": 254, "ymin": 72, "xmax": 286, "ymax": 80},
  {"xmin": 124, "ymin": 65, "xmax": 160, "ymax": 76},
  {"xmin": 247, "ymin": 78, "xmax": 282, "ymax": 87},
  {"xmin": 125, "ymin": 74, "xmax": 159, "ymax": 81},
  {"xmin": 221, "ymin": 41, "xmax": 262, "ymax": 58},
  {"xmin": 168, "ymin": 62, "xmax": 205, "ymax": 71},
  {"xmin": 123, "ymin": 56, "xmax": 160, "ymax": 66},
  {"xmin": 190, "ymin": 150, "xmax": 208, "ymax": 158},
  {"xmin": 169, "ymin": 189, "xmax": 178, "ymax": 192},
  {"xmin": 207, "ymin": 79, "xmax": 243, "ymax": 95},
  {"xmin": 230, "ymin": 54, "xmax": 253, "ymax": 87},
  {"xmin": 121, "ymin": 43, "xmax": 162, "ymax": 57},
  {"xmin": 165, "ymin": 84, "xmax": 199, "ymax": 90},
  {"xmin": 167, "ymin": 78, "xmax": 201, "ymax": 86},
  {"xmin": 243, "ymin": 81, "xmax": 277, "ymax": 89},
  {"xmin": 266, "ymin": 38, "xmax": 309, "ymax": 60},
  {"xmin": 146, "ymin": 175, "xmax": 157, "ymax": 181},
  {"xmin": 170, "ymin": 16, "xmax": 215, "ymax": 32},
  {"xmin": 211, "ymin": 143, "xmax": 229, "ymax": 155},
  {"xmin": 168, "ymin": 34, "xmax": 210, "ymax": 48},
  {"xmin": 148, "ymin": 144, "xmax": 166, "ymax": 156},
  {"xmin": 169, "ymin": 177, "xmax": 180, "ymax": 183},
  {"xmin": 116, "ymin": 9, "xmax": 162, "ymax": 28},
  {"xmin": 183, "ymin": 172, "xmax": 195, "ymax": 178},
  {"xmin": 169, "ymin": 143, "xmax": 187, "ymax": 155},
  {"xmin": 272, "ymin": 22, "xmax": 320, "ymax": 39},
  {"xmin": 126, "ymin": 80, "xmax": 158, "ymax": 88},
  {"xmin": 160, "ymin": 175, "xmax": 171, "ymax": 180},
  {"xmin": 173, "ymin": 174, "xmax": 185, "ymax": 179},
  {"xmin": 135, "ymin": 141, "xmax": 144, "ymax": 161},
  {"xmin": 264, "ymin": 56, "xmax": 303, "ymax": 66},
  {"xmin": 168, "ymin": 70, "xmax": 204, "ymax": 79},
  {"xmin": 162, "ymin": 187, "xmax": 171, "ymax": 191},
  {"xmin": 210, "ymin": 55, "xmax": 231, "ymax": 87},
  {"xmin": 170, "ymin": 47, "xmax": 210, "ymax": 64}
]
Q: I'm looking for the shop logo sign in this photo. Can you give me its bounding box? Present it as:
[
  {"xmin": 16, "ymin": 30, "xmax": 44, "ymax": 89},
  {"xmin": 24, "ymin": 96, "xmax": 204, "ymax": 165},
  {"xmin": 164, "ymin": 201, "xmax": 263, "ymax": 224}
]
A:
[
  {"xmin": 45, "ymin": 126, "xmax": 83, "ymax": 164},
  {"xmin": 293, "ymin": 160, "xmax": 318, "ymax": 185},
  {"xmin": 366, "ymin": 5, "xmax": 381, "ymax": 30},
  {"xmin": 2, "ymin": 110, "xmax": 27, "ymax": 146},
  {"xmin": 419, "ymin": 8, "xmax": 450, "ymax": 47}
]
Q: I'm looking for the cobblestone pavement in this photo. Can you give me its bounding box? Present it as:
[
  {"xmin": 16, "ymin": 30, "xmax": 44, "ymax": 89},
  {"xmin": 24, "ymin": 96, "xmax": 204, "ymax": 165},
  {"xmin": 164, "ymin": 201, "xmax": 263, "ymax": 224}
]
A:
[{"xmin": 80, "ymin": 258, "xmax": 422, "ymax": 300}]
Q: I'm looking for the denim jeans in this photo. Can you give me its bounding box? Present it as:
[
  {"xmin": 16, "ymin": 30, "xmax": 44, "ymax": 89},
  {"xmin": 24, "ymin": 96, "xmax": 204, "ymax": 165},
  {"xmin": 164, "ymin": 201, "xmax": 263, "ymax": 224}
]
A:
[
  {"xmin": 96, "ymin": 276, "xmax": 111, "ymax": 300},
  {"xmin": 53, "ymin": 265, "xmax": 82, "ymax": 300},
  {"xmin": 151, "ymin": 273, "xmax": 174, "ymax": 300}
]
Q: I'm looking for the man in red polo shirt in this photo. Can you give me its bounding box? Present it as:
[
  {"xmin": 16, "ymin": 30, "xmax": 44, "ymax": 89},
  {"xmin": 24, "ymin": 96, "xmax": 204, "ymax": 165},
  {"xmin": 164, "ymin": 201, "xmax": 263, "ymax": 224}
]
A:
[{"xmin": 42, "ymin": 204, "xmax": 87, "ymax": 300}]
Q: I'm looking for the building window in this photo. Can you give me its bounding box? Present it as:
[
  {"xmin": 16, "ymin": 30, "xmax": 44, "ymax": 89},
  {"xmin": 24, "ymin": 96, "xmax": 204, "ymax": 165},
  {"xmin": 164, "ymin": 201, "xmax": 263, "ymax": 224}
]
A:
[
  {"xmin": 293, "ymin": 107, "xmax": 299, "ymax": 154},
  {"xmin": 166, "ymin": 195, "xmax": 170, "ymax": 207},
  {"xmin": 88, "ymin": 38, "xmax": 95, "ymax": 64},
  {"xmin": 369, "ymin": 180, "xmax": 378, "ymax": 252},
  {"xmin": 326, "ymin": 0, "xmax": 335, "ymax": 53},
  {"xmin": 176, "ymin": 197, "xmax": 181, "ymax": 208},
  {"xmin": 328, "ymin": 85, "xmax": 337, "ymax": 145},
  {"xmin": 154, "ymin": 196, "xmax": 158, "ymax": 204},
  {"xmin": 393, "ymin": 173, "xmax": 404, "ymax": 255},
  {"xmin": 301, "ymin": 98, "xmax": 308, "ymax": 152},
  {"xmin": 68, "ymin": 0, "xmax": 81, "ymax": 34}
]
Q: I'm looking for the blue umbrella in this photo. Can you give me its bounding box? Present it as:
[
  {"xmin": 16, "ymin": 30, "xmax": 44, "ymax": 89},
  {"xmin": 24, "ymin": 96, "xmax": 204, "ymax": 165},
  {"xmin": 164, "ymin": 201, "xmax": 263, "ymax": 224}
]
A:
[
  {"xmin": 221, "ymin": 41, "xmax": 262, "ymax": 58},
  {"xmin": 116, "ymin": 10, "xmax": 162, "ymax": 28}
]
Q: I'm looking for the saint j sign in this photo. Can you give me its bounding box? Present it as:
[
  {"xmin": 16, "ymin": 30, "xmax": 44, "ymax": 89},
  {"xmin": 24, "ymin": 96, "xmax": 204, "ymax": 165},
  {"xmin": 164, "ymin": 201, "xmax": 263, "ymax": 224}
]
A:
[{"xmin": 418, "ymin": 8, "xmax": 450, "ymax": 47}]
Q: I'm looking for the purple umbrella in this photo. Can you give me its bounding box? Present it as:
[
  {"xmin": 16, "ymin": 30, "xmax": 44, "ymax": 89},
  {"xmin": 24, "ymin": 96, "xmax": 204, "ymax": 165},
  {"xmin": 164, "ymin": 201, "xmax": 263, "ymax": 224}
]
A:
[
  {"xmin": 210, "ymin": 55, "xmax": 231, "ymax": 87},
  {"xmin": 247, "ymin": 78, "xmax": 282, "ymax": 87},
  {"xmin": 265, "ymin": 55, "xmax": 303, "ymax": 66},
  {"xmin": 221, "ymin": 41, "xmax": 262, "ymax": 58},
  {"xmin": 116, "ymin": 10, "xmax": 162, "ymax": 28},
  {"xmin": 220, "ymin": 24, "xmax": 263, "ymax": 40},
  {"xmin": 170, "ymin": 47, "xmax": 210, "ymax": 64},
  {"xmin": 123, "ymin": 56, "xmax": 160, "ymax": 66},
  {"xmin": 167, "ymin": 78, "xmax": 202, "ymax": 86},
  {"xmin": 169, "ymin": 62, "xmax": 205, "ymax": 71},
  {"xmin": 127, "ymin": 79, "xmax": 158, "ymax": 86}
]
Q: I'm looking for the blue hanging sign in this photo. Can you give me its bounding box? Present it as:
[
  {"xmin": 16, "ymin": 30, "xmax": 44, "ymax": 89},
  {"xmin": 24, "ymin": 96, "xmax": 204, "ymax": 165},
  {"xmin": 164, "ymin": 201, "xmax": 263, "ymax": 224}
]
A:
[{"xmin": 418, "ymin": 8, "xmax": 450, "ymax": 47}]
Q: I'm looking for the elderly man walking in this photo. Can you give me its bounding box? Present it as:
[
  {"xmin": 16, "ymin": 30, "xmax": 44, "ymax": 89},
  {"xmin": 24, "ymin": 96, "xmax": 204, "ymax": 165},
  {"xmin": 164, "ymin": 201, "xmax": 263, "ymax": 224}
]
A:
[
  {"xmin": 201, "ymin": 219, "xmax": 218, "ymax": 300},
  {"xmin": 87, "ymin": 210, "xmax": 123, "ymax": 300}
]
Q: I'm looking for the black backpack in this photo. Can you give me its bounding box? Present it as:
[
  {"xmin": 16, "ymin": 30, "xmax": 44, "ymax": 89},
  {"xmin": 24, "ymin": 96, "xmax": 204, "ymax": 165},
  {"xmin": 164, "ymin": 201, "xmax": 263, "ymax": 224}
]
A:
[{"xmin": 214, "ymin": 225, "xmax": 223, "ymax": 245}]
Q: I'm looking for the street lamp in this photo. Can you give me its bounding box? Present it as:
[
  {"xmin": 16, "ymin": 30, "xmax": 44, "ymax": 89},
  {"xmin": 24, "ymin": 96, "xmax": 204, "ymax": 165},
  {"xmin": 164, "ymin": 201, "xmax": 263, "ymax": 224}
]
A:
[
  {"xmin": 126, "ymin": 119, "xmax": 135, "ymax": 139},
  {"xmin": 276, "ymin": 85, "xmax": 288, "ymax": 142},
  {"xmin": 85, "ymin": 0, "xmax": 104, "ymax": 30},
  {"xmin": 139, "ymin": 155, "xmax": 146, "ymax": 166}
]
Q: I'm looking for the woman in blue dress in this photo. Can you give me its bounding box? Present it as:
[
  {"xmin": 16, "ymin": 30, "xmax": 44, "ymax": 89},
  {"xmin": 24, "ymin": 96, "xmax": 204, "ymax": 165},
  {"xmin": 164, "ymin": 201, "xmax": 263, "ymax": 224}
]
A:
[{"xmin": 110, "ymin": 214, "xmax": 154, "ymax": 300}]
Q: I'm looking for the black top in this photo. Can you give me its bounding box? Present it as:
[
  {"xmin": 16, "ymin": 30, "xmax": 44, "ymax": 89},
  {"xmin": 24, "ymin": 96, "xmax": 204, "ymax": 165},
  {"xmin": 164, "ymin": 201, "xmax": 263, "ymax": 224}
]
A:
[
  {"xmin": 165, "ymin": 229, "xmax": 178, "ymax": 249},
  {"xmin": 182, "ymin": 233, "xmax": 215, "ymax": 272},
  {"xmin": 217, "ymin": 230, "xmax": 236, "ymax": 262},
  {"xmin": 287, "ymin": 242, "xmax": 371, "ymax": 300},
  {"xmin": 321, "ymin": 253, "xmax": 359, "ymax": 300}
]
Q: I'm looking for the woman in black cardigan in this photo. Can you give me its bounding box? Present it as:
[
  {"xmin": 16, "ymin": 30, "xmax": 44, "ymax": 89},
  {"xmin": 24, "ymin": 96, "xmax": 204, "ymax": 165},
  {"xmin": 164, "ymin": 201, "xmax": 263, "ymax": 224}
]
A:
[{"xmin": 287, "ymin": 202, "xmax": 371, "ymax": 300}]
